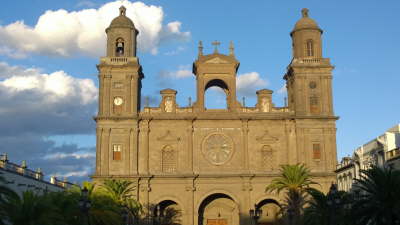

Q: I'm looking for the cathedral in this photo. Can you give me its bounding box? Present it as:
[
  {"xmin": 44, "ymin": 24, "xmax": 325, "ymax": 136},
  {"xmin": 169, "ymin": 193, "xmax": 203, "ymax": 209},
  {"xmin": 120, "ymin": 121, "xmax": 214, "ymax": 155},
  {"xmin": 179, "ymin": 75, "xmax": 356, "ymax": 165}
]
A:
[{"xmin": 93, "ymin": 6, "xmax": 338, "ymax": 225}]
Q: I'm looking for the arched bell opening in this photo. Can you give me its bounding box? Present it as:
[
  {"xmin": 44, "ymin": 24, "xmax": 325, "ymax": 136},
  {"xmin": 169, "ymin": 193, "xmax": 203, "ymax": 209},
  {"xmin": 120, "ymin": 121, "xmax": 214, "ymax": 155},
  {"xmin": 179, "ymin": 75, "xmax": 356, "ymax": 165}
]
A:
[
  {"xmin": 256, "ymin": 199, "xmax": 281, "ymax": 225},
  {"xmin": 116, "ymin": 38, "xmax": 125, "ymax": 56},
  {"xmin": 198, "ymin": 193, "xmax": 239, "ymax": 225},
  {"xmin": 204, "ymin": 79, "xmax": 230, "ymax": 110}
]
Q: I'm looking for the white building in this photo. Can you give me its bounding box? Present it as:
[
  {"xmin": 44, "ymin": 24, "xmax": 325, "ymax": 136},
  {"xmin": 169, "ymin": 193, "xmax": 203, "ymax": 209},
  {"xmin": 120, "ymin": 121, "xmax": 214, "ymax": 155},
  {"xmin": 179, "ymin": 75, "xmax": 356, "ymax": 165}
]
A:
[
  {"xmin": 0, "ymin": 153, "xmax": 74, "ymax": 195},
  {"xmin": 335, "ymin": 124, "xmax": 400, "ymax": 191}
]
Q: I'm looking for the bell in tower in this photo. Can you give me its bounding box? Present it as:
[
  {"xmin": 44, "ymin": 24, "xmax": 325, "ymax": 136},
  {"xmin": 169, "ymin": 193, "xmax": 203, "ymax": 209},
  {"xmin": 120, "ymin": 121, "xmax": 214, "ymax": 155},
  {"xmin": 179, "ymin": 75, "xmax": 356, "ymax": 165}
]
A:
[{"xmin": 105, "ymin": 6, "xmax": 139, "ymax": 57}]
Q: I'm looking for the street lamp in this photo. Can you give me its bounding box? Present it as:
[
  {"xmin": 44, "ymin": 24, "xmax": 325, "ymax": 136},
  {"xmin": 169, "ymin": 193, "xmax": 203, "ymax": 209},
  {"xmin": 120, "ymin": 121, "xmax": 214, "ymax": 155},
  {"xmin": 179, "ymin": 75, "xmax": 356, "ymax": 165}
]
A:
[
  {"xmin": 327, "ymin": 183, "xmax": 341, "ymax": 225},
  {"xmin": 78, "ymin": 187, "xmax": 91, "ymax": 225},
  {"xmin": 249, "ymin": 204, "xmax": 262, "ymax": 225}
]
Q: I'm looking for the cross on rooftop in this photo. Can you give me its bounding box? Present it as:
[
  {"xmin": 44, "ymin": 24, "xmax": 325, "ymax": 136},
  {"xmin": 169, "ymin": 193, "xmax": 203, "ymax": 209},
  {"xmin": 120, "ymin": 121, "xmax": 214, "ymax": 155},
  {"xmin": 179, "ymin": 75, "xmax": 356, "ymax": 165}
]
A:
[{"xmin": 212, "ymin": 40, "xmax": 221, "ymax": 53}]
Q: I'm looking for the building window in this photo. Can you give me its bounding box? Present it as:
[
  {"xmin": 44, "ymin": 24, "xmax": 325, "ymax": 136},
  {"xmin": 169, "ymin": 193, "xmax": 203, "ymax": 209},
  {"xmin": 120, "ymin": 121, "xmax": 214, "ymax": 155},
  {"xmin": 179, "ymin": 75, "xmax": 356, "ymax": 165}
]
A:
[
  {"xmin": 261, "ymin": 145, "xmax": 274, "ymax": 170},
  {"xmin": 162, "ymin": 146, "xmax": 176, "ymax": 173},
  {"xmin": 313, "ymin": 143, "xmax": 321, "ymax": 160},
  {"xmin": 113, "ymin": 144, "xmax": 122, "ymax": 160},
  {"xmin": 306, "ymin": 39, "xmax": 314, "ymax": 57},
  {"xmin": 310, "ymin": 95, "xmax": 320, "ymax": 114}
]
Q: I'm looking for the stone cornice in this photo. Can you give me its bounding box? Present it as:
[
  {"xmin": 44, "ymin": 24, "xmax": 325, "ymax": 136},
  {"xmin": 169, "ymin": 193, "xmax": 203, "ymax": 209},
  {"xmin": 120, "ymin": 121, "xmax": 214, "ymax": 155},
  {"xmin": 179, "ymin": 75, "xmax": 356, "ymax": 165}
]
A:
[{"xmin": 138, "ymin": 113, "xmax": 338, "ymax": 121}]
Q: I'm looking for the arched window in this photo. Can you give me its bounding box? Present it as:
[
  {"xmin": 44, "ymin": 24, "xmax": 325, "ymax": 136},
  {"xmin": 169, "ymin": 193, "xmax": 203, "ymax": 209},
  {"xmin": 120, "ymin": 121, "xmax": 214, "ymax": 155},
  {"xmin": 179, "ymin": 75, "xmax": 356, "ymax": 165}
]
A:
[
  {"xmin": 162, "ymin": 146, "xmax": 176, "ymax": 173},
  {"xmin": 306, "ymin": 39, "xmax": 314, "ymax": 57},
  {"xmin": 204, "ymin": 79, "xmax": 229, "ymax": 109},
  {"xmin": 116, "ymin": 38, "xmax": 125, "ymax": 56}
]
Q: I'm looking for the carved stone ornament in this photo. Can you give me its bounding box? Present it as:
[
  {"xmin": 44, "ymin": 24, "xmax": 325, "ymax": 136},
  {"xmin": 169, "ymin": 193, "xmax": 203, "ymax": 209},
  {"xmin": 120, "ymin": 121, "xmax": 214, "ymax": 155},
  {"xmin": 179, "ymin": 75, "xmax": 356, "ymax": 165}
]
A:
[
  {"xmin": 202, "ymin": 133, "xmax": 234, "ymax": 165},
  {"xmin": 256, "ymin": 130, "xmax": 279, "ymax": 144},
  {"xmin": 157, "ymin": 130, "xmax": 180, "ymax": 142},
  {"xmin": 164, "ymin": 97, "xmax": 173, "ymax": 112},
  {"xmin": 205, "ymin": 57, "xmax": 229, "ymax": 64}
]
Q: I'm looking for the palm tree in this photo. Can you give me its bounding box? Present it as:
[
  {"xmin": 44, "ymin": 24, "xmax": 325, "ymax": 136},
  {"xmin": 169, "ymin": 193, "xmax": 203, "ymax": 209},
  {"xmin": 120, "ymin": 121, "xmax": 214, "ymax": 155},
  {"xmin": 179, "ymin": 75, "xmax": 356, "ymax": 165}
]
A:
[
  {"xmin": 100, "ymin": 179, "xmax": 140, "ymax": 224},
  {"xmin": 1, "ymin": 190, "xmax": 53, "ymax": 225},
  {"xmin": 266, "ymin": 164, "xmax": 317, "ymax": 225},
  {"xmin": 352, "ymin": 166, "xmax": 400, "ymax": 225}
]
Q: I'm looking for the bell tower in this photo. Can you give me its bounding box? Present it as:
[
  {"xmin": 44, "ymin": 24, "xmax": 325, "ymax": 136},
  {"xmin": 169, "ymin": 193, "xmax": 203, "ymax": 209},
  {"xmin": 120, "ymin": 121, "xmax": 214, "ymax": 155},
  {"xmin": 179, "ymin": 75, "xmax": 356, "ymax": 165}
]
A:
[
  {"xmin": 285, "ymin": 8, "xmax": 334, "ymax": 116},
  {"xmin": 192, "ymin": 41, "xmax": 241, "ymax": 111},
  {"xmin": 94, "ymin": 6, "xmax": 142, "ymax": 177}
]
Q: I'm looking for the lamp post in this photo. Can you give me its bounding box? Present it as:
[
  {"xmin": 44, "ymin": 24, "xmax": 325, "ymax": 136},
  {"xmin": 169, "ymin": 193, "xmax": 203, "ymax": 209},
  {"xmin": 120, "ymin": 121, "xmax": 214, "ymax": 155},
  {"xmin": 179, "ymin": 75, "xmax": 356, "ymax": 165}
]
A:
[
  {"xmin": 249, "ymin": 204, "xmax": 262, "ymax": 225},
  {"xmin": 287, "ymin": 208, "xmax": 294, "ymax": 225},
  {"xmin": 78, "ymin": 187, "xmax": 91, "ymax": 225},
  {"xmin": 327, "ymin": 183, "xmax": 341, "ymax": 225}
]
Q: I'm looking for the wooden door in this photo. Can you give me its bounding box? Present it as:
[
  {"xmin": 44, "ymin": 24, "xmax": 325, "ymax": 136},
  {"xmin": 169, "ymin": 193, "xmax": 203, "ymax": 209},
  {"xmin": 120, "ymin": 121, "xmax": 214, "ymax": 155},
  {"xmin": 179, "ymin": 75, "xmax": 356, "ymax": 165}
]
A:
[{"xmin": 207, "ymin": 219, "xmax": 228, "ymax": 225}]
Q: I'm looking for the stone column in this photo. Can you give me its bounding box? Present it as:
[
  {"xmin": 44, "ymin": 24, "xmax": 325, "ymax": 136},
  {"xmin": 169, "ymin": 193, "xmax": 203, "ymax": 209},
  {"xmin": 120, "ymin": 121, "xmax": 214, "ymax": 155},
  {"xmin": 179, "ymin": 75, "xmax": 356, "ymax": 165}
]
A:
[
  {"xmin": 95, "ymin": 127, "xmax": 103, "ymax": 175},
  {"xmin": 242, "ymin": 119, "xmax": 249, "ymax": 171},
  {"xmin": 139, "ymin": 120, "xmax": 150, "ymax": 174},
  {"xmin": 104, "ymin": 74, "xmax": 112, "ymax": 116}
]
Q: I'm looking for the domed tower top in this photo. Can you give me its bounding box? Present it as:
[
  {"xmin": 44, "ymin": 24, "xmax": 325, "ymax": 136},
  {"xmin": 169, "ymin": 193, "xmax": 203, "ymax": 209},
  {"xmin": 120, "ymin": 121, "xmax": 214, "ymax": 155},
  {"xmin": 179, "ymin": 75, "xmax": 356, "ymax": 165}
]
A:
[
  {"xmin": 292, "ymin": 8, "xmax": 321, "ymax": 33},
  {"xmin": 105, "ymin": 6, "xmax": 139, "ymax": 57},
  {"xmin": 290, "ymin": 8, "xmax": 323, "ymax": 59}
]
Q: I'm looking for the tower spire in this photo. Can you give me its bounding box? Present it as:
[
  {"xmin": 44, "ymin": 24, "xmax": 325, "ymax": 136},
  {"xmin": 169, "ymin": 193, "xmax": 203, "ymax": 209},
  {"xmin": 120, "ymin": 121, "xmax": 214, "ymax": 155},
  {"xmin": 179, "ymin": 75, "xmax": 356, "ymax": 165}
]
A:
[
  {"xmin": 198, "ymin": 41, "xmax": 203, "ymax": 56},
  {"xmin": 229, "ymin": 41, "xmax": 234, "ymax": 56},
  {"xmin": 301, "ymin": 8, "xmax": 309, "ymax": 17}
]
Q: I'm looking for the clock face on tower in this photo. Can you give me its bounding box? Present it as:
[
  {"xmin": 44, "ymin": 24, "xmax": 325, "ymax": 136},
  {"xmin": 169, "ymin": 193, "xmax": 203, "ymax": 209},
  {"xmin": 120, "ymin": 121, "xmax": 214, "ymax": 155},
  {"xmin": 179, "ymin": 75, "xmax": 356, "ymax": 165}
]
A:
[{"xmin": 113, "ymin": 97, "xmax": 124, "ymax": 106}]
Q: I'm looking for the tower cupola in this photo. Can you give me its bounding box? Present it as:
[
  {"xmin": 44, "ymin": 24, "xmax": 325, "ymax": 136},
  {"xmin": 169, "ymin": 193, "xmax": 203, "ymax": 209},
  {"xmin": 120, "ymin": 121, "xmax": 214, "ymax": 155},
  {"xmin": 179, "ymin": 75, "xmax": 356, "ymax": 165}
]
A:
[
  {"xmin": 105, "ymin": 6, "xmax": 139, "ymax": 57},
  {"xmin": 290, "ymin": 8, "xmax": 323, "ymax": 59}
]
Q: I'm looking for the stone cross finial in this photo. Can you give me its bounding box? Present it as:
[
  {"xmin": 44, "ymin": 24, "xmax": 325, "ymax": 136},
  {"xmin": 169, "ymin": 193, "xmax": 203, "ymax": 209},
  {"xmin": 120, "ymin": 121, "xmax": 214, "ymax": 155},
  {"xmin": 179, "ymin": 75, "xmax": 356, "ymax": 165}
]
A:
[
  {"xmin": 198, "ymin": 41, "xmax": 203, "ymax": 56},
  {"xmin": 120, "ymin": 5, "xmax": 126, "ymax": 16},
  {"xmin": 229, "ymin": 41, "xmax": 234, "ymax": 56},
  {"xmin": 212, "ymin": 40, "xmax": 221, "ymax": 53},
  {"xmin": 301, "ymin": 8, "xmax": 309, "ymax": 17}
]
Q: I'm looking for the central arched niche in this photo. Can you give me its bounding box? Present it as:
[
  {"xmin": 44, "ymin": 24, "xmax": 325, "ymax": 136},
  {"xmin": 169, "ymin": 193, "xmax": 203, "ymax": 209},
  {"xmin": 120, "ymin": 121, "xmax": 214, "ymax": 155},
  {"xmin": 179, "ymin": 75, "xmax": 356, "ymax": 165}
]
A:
[
  {"xmin": 198, "ymin": 193, "xmax": 239, "ymax": 225},
  {"xmin": 256, "ymin": 199, "xmax": 281, "ymax": 225},
  {"xmin": 204, "ymin": 79, "xmax": 230, "ymax": 110}
]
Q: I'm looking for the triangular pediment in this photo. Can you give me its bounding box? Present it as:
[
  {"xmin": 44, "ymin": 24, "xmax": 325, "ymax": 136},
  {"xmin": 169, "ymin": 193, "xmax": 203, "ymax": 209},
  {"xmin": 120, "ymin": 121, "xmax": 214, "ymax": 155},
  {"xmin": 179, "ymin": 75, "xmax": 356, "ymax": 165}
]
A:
[
  {"xmin": 256, "ymin": 130, "xmax": 279, "ymax": 144},
  {"xmin": 157, "ymin": 130, "xmax": 180, "ymax": 142},
  {"xmin": 205, "ymin": 57, "xmax": 229, "ymax": 64}
]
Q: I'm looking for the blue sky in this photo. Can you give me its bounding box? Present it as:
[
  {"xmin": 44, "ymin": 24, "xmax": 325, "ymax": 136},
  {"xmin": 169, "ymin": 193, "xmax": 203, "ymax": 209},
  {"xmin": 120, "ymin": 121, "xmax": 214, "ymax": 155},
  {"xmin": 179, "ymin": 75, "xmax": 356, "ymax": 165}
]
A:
[{"xmin": 0, "ymin": 0, "xmax": 399, "ymax": 182}]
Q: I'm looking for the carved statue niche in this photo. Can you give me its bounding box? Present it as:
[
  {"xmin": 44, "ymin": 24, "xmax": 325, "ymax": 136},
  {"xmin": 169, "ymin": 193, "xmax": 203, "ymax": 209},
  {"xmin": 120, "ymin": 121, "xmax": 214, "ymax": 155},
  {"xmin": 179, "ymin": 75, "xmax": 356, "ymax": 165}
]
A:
[
  {"xmin": 256, "ymin": 130, "xmax": 279, "ymax": 170},
  {"xmin": 157, "ymin": 130, "xmax": 180, "ymax": 173},
  {"xmin": 159, "ymin": 89, "xmax": 177, "ymax": 113},
  {"xmin": 256, "ymin": 89, "xmax": 273, "ymax": 112}
]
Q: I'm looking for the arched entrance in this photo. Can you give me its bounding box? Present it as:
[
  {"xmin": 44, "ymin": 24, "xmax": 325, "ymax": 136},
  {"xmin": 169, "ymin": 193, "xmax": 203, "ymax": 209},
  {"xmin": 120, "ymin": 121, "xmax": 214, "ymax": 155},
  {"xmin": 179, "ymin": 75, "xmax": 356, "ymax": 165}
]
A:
[
  {"xmin": 198, "ymin": 193, "xmax": 239, "ymax": 225},
  {"xmin": 155, "ymin": 200, "xmax": 182, "ymax": 225},
  {"xmin": 256, "ymin": 199, "xmax": 281, "ymax": 225}
]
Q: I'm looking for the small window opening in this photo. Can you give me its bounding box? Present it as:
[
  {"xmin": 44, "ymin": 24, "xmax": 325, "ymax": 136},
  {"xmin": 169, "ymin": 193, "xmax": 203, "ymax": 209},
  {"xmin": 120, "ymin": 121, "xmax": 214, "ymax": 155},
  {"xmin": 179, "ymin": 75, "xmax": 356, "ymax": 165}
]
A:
[
  {"xmin": 113, "ymin": 144, "xmax": 122, "ymax": 160},
  {"xmin": 313, "ymin": 143, "xmax": 321, "ymax": 159},
  {"xmin": 116, "ymin": 38, "xmax": 124, "ymax": 56},
  {"xmin": 306, "ymin": 40, "xmax": 314, "ymax": 57}
]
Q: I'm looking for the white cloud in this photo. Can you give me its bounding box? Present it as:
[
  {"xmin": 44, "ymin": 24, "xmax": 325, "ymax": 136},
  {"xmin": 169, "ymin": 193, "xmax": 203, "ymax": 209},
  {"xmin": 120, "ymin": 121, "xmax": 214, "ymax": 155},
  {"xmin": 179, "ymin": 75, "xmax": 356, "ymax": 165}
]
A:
[
  {"xmin": 0, "ymin": 62, "xmax": 97, "ymax": 135},
  {"xmin": 159, "ymin": 64, "xmax": 192, "ymax": 80},
  {"xmin": 0, "ymin": 1, "xmax": 190, "ymax": 58},
  {"xmin": 1, "ymin": 68, "xmax": 97, "ymax": 104},
  {"xmin": 277, "ymin": 84, "xmax": 287, "ymax": 94},
  {"xmin": 236, "ymin": 72, "xmax": 268, "ymax": 97}
]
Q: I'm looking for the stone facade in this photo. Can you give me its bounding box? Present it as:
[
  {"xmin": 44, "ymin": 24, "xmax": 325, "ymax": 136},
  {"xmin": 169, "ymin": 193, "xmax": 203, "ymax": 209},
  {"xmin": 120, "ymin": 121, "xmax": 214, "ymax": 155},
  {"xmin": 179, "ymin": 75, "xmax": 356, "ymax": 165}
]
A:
[
  {"xmin": 93, "ymin": 7, "xmax": 338, "ymax": 225},
  {"xmin": 336, "ymin": 124, "xmax": 400, "ymax": 192}
]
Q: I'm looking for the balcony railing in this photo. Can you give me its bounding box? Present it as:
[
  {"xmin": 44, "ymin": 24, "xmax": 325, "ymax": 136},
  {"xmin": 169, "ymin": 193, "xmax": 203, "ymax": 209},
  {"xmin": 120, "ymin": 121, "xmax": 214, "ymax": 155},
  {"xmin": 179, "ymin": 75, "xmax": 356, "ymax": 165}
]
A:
[{"xmin": 100, "ymin": 57, "xmax": 137, "ymax": 65}]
